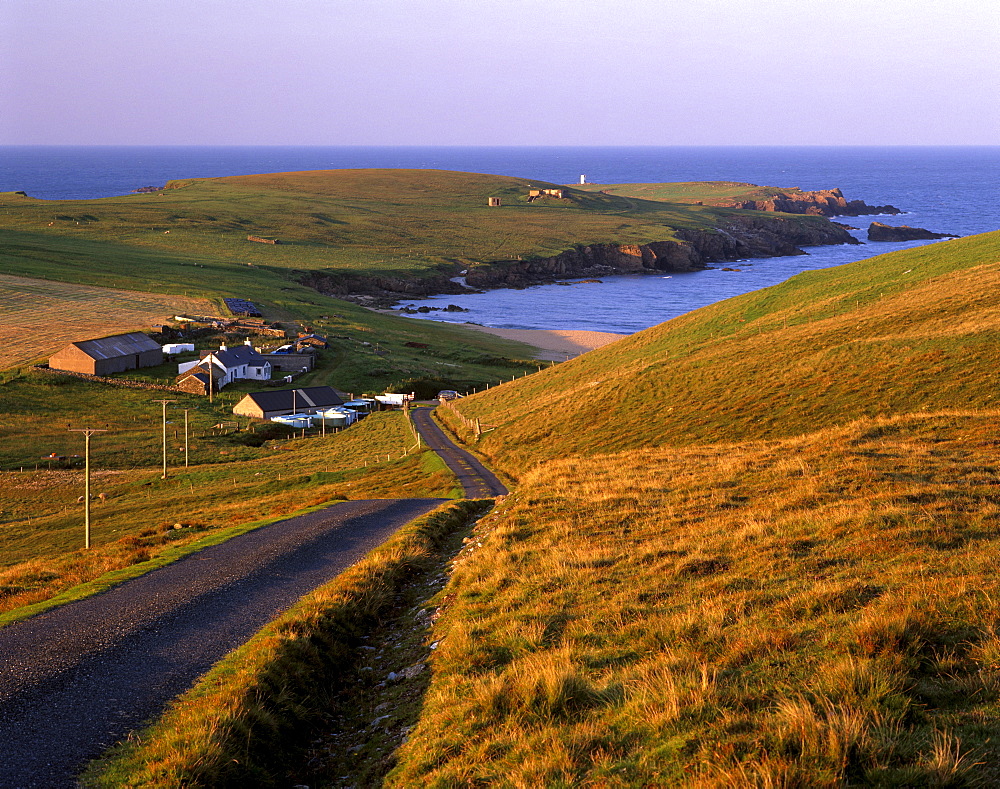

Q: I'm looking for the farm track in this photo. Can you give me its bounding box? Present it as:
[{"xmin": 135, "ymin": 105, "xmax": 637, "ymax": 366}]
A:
[
  {"xmin": 410, "ymin": 405, "xmax": 509, "ymax": 498},
  {"xmin": 0, "ymin": 497, "xmax": 445, "ymax": 789}
]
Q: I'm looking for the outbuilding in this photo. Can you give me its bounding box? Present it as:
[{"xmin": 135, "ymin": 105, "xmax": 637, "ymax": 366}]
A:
[
  {"xmin": 232, "ymin": 386, "xmax": 344, "ymax": 420},
  {"xmin": 49, "ymin": 332, "xmax": 163, "ymax": 375}
]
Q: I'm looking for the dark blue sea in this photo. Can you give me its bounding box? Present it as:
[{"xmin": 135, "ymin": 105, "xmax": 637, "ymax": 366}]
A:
[{"xmin": 2, "ymin": 146, "xmax": 998, "ymax": 334}]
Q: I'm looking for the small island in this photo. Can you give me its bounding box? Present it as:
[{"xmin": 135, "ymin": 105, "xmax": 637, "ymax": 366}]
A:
[{"xmin": 868, "ymin": 222, "xmax": 960, "ymax": 241}]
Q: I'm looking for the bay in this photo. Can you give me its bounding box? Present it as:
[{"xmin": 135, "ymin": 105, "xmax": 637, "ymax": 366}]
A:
[{"xmin": 2, "ymin": 146, "xmax": 998, "ymax": 334}]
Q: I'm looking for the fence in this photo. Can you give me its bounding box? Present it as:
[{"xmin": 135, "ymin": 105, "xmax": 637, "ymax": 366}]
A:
[{"xmin": 436, "ymin": 398, "xmax": 482, "ymax": 440}]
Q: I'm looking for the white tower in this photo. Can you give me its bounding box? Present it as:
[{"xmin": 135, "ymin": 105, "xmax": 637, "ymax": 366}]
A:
[{"xmin": 580, "ymin": 175, "xmax": 586, "ymax": 184}]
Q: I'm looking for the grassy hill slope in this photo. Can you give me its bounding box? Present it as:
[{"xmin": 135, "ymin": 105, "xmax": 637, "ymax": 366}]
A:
[
  {"xmin": 390, "ymin": 411, "xmax": 1000, "ymax": 785},
  {"xmin": 446, "ymin": 232, "xmax": 1000, "ymax": 476},
  {"xmin": 380, "ymin": 230, "xmax": 1000, "ymax": 785}
]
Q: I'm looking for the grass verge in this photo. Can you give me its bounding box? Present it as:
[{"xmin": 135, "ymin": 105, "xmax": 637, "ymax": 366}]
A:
[{"xmin": 80, "ymin": 498, "xmax": 492, "ymax": 788}]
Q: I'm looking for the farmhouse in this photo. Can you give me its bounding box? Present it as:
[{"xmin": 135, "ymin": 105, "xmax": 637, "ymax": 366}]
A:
[
  {"xmin": 49, "ymin": 331, "xmax": 163, "ymax": 375},
  {"xmin": 233, "ymin": 386, "xmax": 344, "ymax": 420},
  {"xmin": 176, "ymin": 342, "xmax": 271, "ymax": 390}
]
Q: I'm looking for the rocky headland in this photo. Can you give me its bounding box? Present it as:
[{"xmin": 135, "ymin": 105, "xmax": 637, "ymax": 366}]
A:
[
  {"xmin": 868, "ymin": 222, "xmax": 960, "ymax": 242},
  {"xmin": 462, "ymin": 215, "xmax": 859, "ymax": 290},
  {"xmin": 301, "ymin": 201, "xmax": 864, "ymax": 303},
  {"xmin": 712, "ymin": 188, "xmax": 901, "ymax": 217}
]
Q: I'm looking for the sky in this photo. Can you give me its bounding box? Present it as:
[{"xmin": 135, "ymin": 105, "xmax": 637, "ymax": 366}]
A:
[{"xmin": 1, "ymin": 0, "xmax": 997, "ymax": 146}]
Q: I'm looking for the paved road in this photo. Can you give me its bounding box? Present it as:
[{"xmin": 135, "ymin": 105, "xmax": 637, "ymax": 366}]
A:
[
  {"xmin": 0, "ymin": 498, "xmax": 445, "ymax": 789},
  {"xmin": 410, "ymin": 406, "xmax": 509, "ymax": 498}
]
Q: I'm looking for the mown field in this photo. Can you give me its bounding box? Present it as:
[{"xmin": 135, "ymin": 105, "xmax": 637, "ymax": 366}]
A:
[{"xmin": 0, "ymin": 273, "xmax": 213, "ymax": 368}]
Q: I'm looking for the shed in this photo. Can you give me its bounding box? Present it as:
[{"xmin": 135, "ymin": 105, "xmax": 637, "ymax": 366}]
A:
[
  {"xmin": 162, "ymin": 343, "xmax": 196, "ymax": 355},
  {"xmin": 232, "ymin": 386, "xmax": 344, "ymax": 420},
  {"xmin": 49, "ymin": 332, "xmax": 163, "ymax": 375},
  {"xmin": 176, "ymin": 368, "xmax": 225, "ymax": 396}
]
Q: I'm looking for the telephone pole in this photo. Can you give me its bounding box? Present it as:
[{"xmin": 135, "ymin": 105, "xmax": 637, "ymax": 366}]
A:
[
  {"xmin": 183, "ymin": 408, "xmax": 191, "ymax": 468},
  {"xmin": 152, "ymin": 400, "xmax": 176, "ymax": 479},
  {"xmin": 69, "ymin": 428, "xmax": 107, "ymax": 549}
]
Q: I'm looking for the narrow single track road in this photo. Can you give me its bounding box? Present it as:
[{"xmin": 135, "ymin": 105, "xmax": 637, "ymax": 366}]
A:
[
  {"xmin": 410, "ymin": 406, "xmax": 509, "ymax": 497},
  {"xmin": 0, "ymin": 498, "xmax": 445, "ymax": 789}
]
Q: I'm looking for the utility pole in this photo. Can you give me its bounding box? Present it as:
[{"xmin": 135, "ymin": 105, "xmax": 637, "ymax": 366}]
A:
[
  {"xmin": 152, "ymin": 400, "xmax": 176, "ymax": 479},
  {"xmin": 183, "ymin": 408, "xmax": 191, "ymax": 468},
  {"xmin": 69, "ymin": 428, "xmax": 107, "ymax": 549}
]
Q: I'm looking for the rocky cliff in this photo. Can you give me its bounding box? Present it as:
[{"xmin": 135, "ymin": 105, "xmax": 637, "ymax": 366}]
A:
[
  {"xmin": 717, "ymin": 188, "xmax": 900, "ymax": 217},
  {"xmin": 463, "ymin": 216, "xmax": 860, "ymax": 289},
  {"xmin": 301, "ymin": 214, "xmax": 860, "ymax": 302}
]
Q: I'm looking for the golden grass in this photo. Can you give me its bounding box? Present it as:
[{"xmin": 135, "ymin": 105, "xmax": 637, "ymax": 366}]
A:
[
  {"xmin": 0, "ymin": 273, "xmax": 212, "ymax": 367},
  {"xmin": 388, "ymin": 411, "xmax": 1000, "ymax": 785}
]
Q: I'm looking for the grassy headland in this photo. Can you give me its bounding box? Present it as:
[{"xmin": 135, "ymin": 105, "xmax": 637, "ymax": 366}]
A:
[{"xmin": 0, "ymin": 169, "xmax": 855, "ymax": 315}]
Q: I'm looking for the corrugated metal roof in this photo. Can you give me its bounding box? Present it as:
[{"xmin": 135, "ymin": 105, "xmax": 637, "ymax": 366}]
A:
[{"xmin": 73, "ymin": 332, "xmax": 161, "ymax": 360}]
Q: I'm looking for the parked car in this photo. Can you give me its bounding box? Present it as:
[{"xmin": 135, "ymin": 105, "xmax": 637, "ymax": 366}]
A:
[{"xmin": 437, "ymin": 390, "xmax": 459, "ymax": 401}]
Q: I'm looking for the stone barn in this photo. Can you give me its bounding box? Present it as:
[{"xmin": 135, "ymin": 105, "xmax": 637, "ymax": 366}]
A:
[{"xmin": 48, "ymin": 332, "xmax": 163, "ymax": 375}]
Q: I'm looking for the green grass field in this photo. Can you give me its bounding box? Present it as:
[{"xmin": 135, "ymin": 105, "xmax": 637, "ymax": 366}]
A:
[{"xmin": 0, "ymin": 170, "xmax": 840, "ymax": 294}]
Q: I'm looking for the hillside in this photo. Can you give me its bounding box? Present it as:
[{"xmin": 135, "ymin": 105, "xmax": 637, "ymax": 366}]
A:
[
  {"xmin": 445, "ymin": 231, "xmax": 1000, "ymax": 476},
  {"xmin": 389, "ymin": 411, "xmax": 1000, "ymax": 785},
  {"xmin": 382, "ymin": 232, "xmax": 1000, "ymax": 785}
]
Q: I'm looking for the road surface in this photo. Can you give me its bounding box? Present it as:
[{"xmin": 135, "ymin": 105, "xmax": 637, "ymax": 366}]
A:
[
  {"xmin": 410, "ymin": 406, "xmax": 508, "ymax": 497},
  {"xmin": 0, "ymin": 498, "xmax": 445, "ymax": 789}
]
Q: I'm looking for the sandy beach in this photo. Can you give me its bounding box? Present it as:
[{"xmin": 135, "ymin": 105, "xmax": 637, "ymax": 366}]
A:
[{"xmin": 462, "ymin": 325, "xmax": 630, "ymax": 361}]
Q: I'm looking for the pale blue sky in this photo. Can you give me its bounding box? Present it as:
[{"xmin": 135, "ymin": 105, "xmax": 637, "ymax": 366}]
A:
[{"xmin": 2, "ymin": 0, "xmax": 997, "ymax": 145}]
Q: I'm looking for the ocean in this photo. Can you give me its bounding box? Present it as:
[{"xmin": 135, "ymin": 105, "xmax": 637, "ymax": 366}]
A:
[{"xmin": 2, "ymin": 145, "xmax": 998, "ymax": 334}]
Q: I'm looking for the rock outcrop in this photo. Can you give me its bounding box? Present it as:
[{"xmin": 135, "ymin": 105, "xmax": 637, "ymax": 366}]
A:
[
  {"xmin": 717, "ymin": 188, "xmax": 900, "ymax": 217},
  {"xmin": 867, "ymin": 222, "xmax": 960, "ymax": 242},
  {"xmin": 301, "ymin": 214, "xmax": 860, "ymax": 302}
]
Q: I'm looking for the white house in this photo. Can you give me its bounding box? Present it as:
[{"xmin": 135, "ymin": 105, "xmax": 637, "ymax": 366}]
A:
[{"xmin": 177, "ymin": 341, "xmax": 271, "ymax": 389}]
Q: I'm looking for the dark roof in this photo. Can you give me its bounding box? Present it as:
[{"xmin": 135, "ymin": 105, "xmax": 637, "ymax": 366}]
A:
[
  {"xmin": 202, "ymin": 345, "xmax": 270, "ymax": 369},
  {"xmin": 177, "ymin": 364, "xmax": 224, "ymax": 382},
  {"xmin": 72, "ymin": 332, "xmax": 161, "ymax": 360},
  {"xmin": 239, "ymin": 386, "xmax": 343, "ymax": 413}
]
